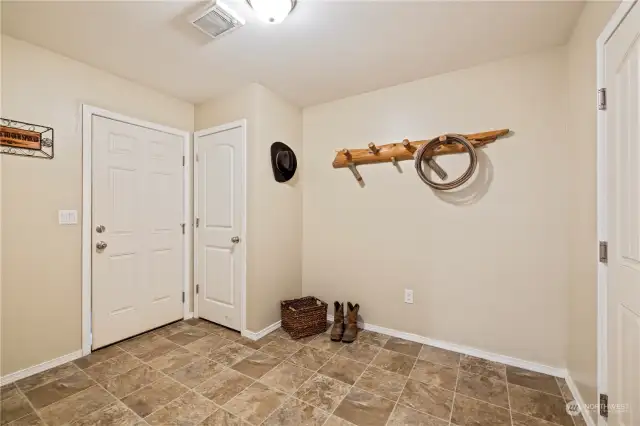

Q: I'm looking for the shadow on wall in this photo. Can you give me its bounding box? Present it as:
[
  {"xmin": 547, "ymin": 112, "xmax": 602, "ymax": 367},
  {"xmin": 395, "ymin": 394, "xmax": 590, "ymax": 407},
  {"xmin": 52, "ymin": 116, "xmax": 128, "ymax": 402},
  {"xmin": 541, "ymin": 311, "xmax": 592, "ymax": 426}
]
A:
[{"xmin": 430, "ymin": 149, "xmax": 494, "ymax": 206}]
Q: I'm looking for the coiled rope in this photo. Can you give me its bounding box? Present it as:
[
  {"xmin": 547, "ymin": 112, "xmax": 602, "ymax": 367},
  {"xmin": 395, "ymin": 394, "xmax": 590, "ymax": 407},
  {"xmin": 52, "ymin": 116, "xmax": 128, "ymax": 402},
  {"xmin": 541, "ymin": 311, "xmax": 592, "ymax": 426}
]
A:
[{"xmin": 414, "ymin": 134, "xmax": 478, "ymax": 190}]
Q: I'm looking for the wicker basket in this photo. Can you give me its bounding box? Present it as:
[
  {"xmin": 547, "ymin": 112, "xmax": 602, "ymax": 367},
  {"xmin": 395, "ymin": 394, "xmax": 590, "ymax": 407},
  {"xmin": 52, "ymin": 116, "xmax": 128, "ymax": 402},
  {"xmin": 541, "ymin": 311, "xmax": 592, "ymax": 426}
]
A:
[{"xmin": 281, "ymin": 296, "xmax": 328, "ymax": 339}]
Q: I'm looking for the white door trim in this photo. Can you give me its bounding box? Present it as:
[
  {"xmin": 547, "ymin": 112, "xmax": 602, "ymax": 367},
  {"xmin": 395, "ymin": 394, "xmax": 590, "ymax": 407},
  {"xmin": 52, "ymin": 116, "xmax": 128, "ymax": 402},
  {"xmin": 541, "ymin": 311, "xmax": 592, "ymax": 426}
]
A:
[
  {"xmin": 81, "ymin": 104, "xmax": 192, "ymax": 356},
  {"xmin": 193, "ymin": 119, "xmax": 248, "ymax": 337},
  {"xmin": 596, "ymin": 2, "xmax": 637, "ymax": 423}
]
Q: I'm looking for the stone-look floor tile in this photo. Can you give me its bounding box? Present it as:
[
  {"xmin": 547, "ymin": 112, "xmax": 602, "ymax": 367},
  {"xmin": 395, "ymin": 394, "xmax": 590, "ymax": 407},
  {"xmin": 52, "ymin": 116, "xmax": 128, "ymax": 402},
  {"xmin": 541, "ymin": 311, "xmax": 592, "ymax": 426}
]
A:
[
  {"xmin": 399, "ymin": 379, "xmax": 453, "ymax": 421},
  {"xmin": 512, "ymin": 412, "xmax": 569, "ymax": 426},
  {"xmin": 260, "ymin": 339, "xmax": 303, "ymax": 360},
  {"xmin": 195, "ymin": 321, "xmax": 226, "ymax": 334},
  {"xmin": 337, "ymin": 342, "xmax": 381, "ymax": 364},
  {"xmin": 215, "ymin": 327, "xmax": 243, "ymax": 341},
  {"xmin": 354, "ymin": 366, "xmax": 408, "ymax": 401},
  {"xmin": 153, "ymin": 321, "xmax": 195, "ymax": 337},
  {"xmin": 231, "ymin": 352, "xmax": 281, "ymax": 379},
  {"xmin": 121, "ymin": 376, "xmax": 188, "ymax": 418},
  {"xmin": 263, "ymin": 397, "xmax": 328, "ymax": 426},
  {"xmin": 84, "ymin": 353, "xmax": 142, "ymax": 382},
  {"xmin": 371, "ymin": 349, "xmax": 416, "ymax": 376},
  {"xmin": 451, "ymin": 394, "xmax": 511, "ymax": 426},
  {"xmin": 259, "ymin": 362, "xmax": 314, "ymax": 394},
  {"xmin": 15, "ymin": 363, "xmax": 79, "ymax": 393},
  {"xmin": 333, "ymin": 387, "xmax": 396, "ymax": 426},
  {"xmin": 170, "ymin": 358, "xmax": 226, "ymax": 388},
  {"xmin": 148, "ymin": 347, "xmax": 203, "ymax": 374},
  {"xmin": 295, "ymin": 373, "xmax": 352, "ymax": 412},
  {"xmin": 418, "ymin": 345, "xmax": 461, "ymax": 368},
  {"xmin": 357, "ymin": 331, "xmax": 390, "ymax": 348},
  {"xmin": 573, "ymin": 414, "xmax": 589, "ymax": 426},
  {"xmin": 145, "ymin": 391, "xmax": 217, "ymax": 425},
  {"xmin": 128, "ymin": 338, "xmax": 179, "ymax": 363},
  {"xmin": 210, "ymin": 343, "xmax": 256, "ymax": 367},
  {"xmin": 509, "ymin": 384, "xmax": 575, "ymax": 426},
  {"xmin": 117, "ymin": 332, "xmax": 165, "ymax": 352},
  {"xmin": 0, "ymin": 384, "xmax": 20, "ymax": 402},
  {"xmin": 306, "ymin": 333, "xmax": 344, "ymax": 354},
  {"xmin": 288, "ymin": 346, "xmax": 334, "ymax": 371},
  {"xmin": 74, "ymin": 346, "xmax": 124, "ymax": 370},
  {"xmin": 165, "ymin": 327, "xmax": 210, "ymax": 346},
  {"xmin": 6, "ymin": 413, "xmax": 44, "ymax": 426},
  {"xmin": 237, "ymin": 336, "xmax": 276, "ymax": 350},
  {"xmin": 293, "ymin": 333, "xmax": 324, "ymax": 344},
  {"xmin": 507, "ymin": 366, "xmax": 562, "ymax": 396},
  {"xmin": 410, "ymin": 359, "xmax": 458, "ymax": 391},
  {"xmin": 456, "ymin": 371, "xmax": 509, "ymax": 408},
  {"xmin": 200, "ymin": 409, "xmax": 249, "ymax": 425},
  {"xmin": 266, "ymin": 328, "xmax": 289, "ymax": 339},
  {"xmin": 1, "ymin": 394, "xmax": 34, "ymax": 425},
  {"xmin": 185, "ymin": 318, "xmax": 206, "ymax": 326},
  {"xmin": 69, "ymin": 402, "xmax": 145, "ymax": 426},
  {"xmin": 185, "ymin": 334, "xmax": 233, "ymax": 358},
  {"xmin": 459, "ymin": 355, "xmax": 506, "ymax": 381},
  {"xmin": 39, "ymin": 386, "xmax": 116, "ymax": 426},
  {"xmin": 387, "ymin": 404, "xmax": 449, "ymax": 426},
  {"xmin": 223, "ymin": 382, "xmax": 288, "ymax": 425},
  {"xmin": 556, "ymin": 378, "xmax": 573, "ymax": 402},
  {"xmin": 323, "ymin": 415, "xmax": 356, "ymax": 426},
  {"xmin": 318, "ymin": 355, "xmax": 367, "ymax": 385},
  {"xmin": 384, "ymin": 337, "xmax": 423, "ymax": 357},
  {"xmin": 195, "ymin": 369, "xmax": 255, "ymax": 406},
  {"xmin": 100, "ymin": 365, "xmax": 163, "ymax": 399},
  {"xmin": 24, "ymin": 371, "xmax": 95, "ymax": 409}
]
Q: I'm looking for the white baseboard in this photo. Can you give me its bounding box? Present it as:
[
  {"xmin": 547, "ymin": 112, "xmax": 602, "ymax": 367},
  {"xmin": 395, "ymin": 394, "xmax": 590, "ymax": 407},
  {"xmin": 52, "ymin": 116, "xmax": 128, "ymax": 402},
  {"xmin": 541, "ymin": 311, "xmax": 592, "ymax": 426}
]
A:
[
  {"xmin": 242, "ymin": 320, "xmax": 281, "ymax": 341},
  {"xmin": 327, "ymin": 314, "xmax": 567, "ymax": 378},
  {"xmin": 0, "ymin": 350, "xmax": 83, "ymax": 386},
  {"xmin": 566, "ymin": 374, "xmax": 597, "ymax": 426}
]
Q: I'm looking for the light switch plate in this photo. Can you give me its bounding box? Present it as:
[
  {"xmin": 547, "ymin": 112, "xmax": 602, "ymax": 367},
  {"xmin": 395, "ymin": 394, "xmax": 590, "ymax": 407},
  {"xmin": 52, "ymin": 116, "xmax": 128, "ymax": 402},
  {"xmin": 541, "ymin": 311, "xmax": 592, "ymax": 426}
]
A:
[{"xmin": 58, "ymin": 210, "xmax": 78, "ymax": 225}]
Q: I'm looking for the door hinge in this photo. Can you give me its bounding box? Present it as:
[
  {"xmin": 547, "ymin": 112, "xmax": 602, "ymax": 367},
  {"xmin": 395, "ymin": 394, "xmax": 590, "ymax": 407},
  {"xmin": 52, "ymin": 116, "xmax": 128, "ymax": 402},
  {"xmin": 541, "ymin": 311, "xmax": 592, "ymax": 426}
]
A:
[
  {"xmin": 600, "ymin": 393, "xmax": 608, "ymax": 418},
  {"xmin": 182, "ymin": 155, "xmax": 185, "ymax": 166},
  {"xmin": 181, "ymin": 223, "xmax": 185, "ymax": 234},
  {"xmin": 196, "ymin": 284, "xmax": 199, "ymax": 294},
  {"xmin": 599, "ymin": 241, "xmax": 608, "ymax": 263},
  {"xmin": 196, "ymin": 218, "xmax": 200, "ymax": 228},
  {"xmin": 598, "ymin": 88, "xmax": 607, "ymax": 111},
  {"xmin": 196, "ymin": 153, "xmax": 200, "ymax": 162},
  {"xmin": 182, "ymin": 291, "xmax": 185, "ymax": 303}
]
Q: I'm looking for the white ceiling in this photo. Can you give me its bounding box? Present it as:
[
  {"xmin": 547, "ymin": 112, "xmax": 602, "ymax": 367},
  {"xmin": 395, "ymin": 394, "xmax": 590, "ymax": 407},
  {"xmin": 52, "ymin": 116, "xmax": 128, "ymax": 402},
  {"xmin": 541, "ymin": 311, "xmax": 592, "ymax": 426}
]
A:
[{"xmin": 1, "ymin": 1, "xmax": 584, "ymax": 107}]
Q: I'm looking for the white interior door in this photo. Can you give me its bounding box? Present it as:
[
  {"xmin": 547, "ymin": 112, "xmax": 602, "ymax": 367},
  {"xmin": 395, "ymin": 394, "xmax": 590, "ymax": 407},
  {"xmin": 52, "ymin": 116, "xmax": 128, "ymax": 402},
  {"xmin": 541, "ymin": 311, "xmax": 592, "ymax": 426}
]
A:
[
  {"xmin": 606, "ymin": 4, "xmax": 640, "ymax": 425},
  {"xmin": 195, "ymin": 123, "xmax": 245, "ymax": 331},
  {"xmin": 92, "ymin": 116, "xmax": 184, "ymax": 349}
]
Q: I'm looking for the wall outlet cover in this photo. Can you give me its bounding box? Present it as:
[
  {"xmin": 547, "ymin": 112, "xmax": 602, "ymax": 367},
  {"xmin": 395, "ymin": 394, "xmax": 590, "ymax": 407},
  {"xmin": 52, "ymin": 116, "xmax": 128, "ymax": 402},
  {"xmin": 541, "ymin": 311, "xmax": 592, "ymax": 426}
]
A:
[
  {"xmin": 58, "ymin": 210, "xmax": 78, "ymax": 225},
  {"xmin": 404, "ymin": 289, "xmax": 414, "ymax": 304}
]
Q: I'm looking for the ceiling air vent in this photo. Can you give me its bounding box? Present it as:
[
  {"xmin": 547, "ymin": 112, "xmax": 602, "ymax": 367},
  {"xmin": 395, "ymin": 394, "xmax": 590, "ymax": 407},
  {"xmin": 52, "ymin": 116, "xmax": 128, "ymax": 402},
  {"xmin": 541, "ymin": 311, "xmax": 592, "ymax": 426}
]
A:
[{"xmin": 190, "ymin": 1, "xmax": 245, "ymax": 39}]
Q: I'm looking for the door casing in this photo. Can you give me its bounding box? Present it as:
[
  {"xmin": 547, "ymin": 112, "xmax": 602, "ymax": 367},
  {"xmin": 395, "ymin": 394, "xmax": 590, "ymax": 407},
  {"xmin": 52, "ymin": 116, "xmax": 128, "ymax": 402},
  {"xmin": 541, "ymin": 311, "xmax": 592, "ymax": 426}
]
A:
[
  {"xmin": 193, "ymin": 120, "xmax": 248, "ymax": 337},
  {"xmin": 81, "ymin": 104, "xmax": 192, "ymax": 356},
  {"xmin": 597, "ymin": 2, "xmax": 638, "ymax": 425}
]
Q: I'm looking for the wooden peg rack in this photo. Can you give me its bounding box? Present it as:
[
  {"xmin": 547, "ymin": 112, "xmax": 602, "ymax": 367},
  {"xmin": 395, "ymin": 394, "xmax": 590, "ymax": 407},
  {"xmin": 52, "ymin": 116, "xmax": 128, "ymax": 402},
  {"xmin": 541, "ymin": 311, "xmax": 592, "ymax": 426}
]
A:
[{"xmin": 332, "ymin": 129, "xmax": 509, "ymax": 169}]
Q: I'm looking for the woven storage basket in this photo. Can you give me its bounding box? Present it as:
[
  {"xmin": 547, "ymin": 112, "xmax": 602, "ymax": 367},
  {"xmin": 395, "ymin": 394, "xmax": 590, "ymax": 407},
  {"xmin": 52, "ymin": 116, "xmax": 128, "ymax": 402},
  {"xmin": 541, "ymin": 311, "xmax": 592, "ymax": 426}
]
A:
[{"xmin": 281, "ymin": 296, "xmax": 328, "ymax": 339}]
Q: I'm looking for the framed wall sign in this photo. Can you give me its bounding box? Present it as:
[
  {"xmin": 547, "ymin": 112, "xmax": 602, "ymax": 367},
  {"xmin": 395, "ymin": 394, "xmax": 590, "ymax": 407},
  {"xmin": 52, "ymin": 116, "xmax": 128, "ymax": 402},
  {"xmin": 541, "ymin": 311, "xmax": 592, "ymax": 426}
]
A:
[{"xmin": 0, "ymin": 118, "xmax": 54, "ymax": 159}]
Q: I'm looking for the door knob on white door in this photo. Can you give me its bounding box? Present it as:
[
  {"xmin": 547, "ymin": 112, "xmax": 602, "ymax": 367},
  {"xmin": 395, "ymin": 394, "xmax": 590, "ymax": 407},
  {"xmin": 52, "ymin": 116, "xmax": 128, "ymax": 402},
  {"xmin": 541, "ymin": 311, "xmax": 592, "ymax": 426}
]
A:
[
  {"xmin": 231, "ymin": 236, "xmax": 240, "ymax": 244},
  {"xmin": 96, "ymin": 241, "xmax": 108, "ymax": 250}
]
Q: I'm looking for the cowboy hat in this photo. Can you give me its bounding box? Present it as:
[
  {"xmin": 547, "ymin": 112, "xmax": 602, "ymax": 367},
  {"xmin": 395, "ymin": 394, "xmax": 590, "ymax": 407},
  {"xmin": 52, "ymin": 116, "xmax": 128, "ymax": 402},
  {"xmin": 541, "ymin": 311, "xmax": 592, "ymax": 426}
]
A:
[{"xmin": 270, "ymin": 141, "xmax": 297, "ymax": 182}]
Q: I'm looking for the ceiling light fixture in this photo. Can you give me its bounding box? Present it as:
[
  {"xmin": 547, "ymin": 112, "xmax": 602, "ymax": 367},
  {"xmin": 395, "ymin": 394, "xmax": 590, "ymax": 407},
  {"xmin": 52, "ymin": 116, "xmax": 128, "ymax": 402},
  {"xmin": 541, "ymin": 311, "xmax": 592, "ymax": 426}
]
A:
[{"xmin": 247, "ymin": 0, "xmax": 296, "ymax": 24}]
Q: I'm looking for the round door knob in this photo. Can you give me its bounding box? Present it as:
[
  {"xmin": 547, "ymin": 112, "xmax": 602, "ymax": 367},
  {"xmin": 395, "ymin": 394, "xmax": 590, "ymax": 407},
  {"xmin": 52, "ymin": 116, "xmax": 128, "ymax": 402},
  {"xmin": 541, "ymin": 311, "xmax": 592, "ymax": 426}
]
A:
[
  {"xmin": 231, "ymin": 236, "xmax": 240, "ymax": 244},
  {"xmin": 96, "ymin": 225, "xmax": 106, "ymax": 233},
  {"xmin": 96, "ymin": 241, "xmax": 108, "ymax": 250}
]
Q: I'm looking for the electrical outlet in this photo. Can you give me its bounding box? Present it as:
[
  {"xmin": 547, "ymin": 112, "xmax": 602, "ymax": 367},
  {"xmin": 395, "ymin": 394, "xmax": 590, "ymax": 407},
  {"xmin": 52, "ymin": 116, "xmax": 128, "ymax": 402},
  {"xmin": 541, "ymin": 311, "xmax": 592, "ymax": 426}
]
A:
[{"xmin": 404, "ymin": 289, "xmax": 414, "ymax": 304}]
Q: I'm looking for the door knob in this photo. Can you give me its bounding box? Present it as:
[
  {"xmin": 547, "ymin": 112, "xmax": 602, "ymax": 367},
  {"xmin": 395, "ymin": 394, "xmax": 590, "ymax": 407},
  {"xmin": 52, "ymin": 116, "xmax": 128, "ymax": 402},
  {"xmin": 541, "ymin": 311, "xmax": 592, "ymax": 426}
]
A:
[
  {"xmin": 96, "ymin": 225, "xmax": 106, "ymax": 233},
  {"xmin": 231, "ymin": 236, "xmax": 240, "ymax": 244},
  {"xmin": 96, "ymin": 241, "xmax": 108, "ymax": 250}
]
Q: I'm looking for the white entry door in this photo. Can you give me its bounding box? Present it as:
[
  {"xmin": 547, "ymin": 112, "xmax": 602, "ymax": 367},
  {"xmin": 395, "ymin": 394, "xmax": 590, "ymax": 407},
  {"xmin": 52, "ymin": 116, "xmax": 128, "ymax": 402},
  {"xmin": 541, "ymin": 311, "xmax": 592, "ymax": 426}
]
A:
[
  {"xmin": 195, "ymin": 122, "xmax": 245, "ymax": 331},
  {"xmin": 92, "ymin": 115, "xmax": 184, "ymax": 349},
  {"xmin": 606, "ymin": 3, "xmax": 640, "ymax": 425}
]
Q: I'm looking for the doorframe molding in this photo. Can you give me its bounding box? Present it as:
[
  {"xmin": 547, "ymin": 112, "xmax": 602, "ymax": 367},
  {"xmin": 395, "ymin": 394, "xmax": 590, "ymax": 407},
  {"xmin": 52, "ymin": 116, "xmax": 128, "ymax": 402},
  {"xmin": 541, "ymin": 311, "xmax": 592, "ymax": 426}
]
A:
[
  {"xmin": 81, "ymin": 104, "xmax": 192, "ymax": 356},
  {"xmin": 193, "ymin": 120, "xmax": 248, "ymax": 337},
  {"xmin": 596, "ymin": 2, "xmax": 636, "ymax": 423}
]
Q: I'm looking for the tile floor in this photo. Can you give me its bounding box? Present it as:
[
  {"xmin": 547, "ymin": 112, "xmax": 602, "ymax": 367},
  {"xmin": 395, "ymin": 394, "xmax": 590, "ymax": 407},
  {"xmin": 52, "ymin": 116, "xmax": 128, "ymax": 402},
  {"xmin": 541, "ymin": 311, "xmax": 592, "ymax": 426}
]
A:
[{"xmin": 1, "ymin": 319, "xmax": 589, "ymax": 426}]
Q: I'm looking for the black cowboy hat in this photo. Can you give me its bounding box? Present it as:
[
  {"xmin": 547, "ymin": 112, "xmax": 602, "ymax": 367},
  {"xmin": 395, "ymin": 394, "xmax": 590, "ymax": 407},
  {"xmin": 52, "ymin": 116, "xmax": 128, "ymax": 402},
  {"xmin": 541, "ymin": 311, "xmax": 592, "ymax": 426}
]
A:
[{"xmin": 270, "ymin": 142, "xmax": 297, "ymax": 182}]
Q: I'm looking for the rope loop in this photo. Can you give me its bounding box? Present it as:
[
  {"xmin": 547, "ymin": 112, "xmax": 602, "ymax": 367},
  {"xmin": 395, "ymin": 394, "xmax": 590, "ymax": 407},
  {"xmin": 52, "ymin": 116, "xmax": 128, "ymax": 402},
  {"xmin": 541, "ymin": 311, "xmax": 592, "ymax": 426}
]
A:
[{"xmin": 414, "ymin": 134, "xmax": 477, "ymax": 190}]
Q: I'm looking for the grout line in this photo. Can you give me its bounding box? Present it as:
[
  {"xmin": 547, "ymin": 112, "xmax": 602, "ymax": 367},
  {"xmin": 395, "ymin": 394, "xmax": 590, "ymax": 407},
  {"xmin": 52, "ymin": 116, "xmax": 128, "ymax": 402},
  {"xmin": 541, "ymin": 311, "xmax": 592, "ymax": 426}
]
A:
[
  {"xmin": 384, "ymin": 346, "xmax": 419, "ymax": 426},
  {"xmin": 447, "ymin": 354, "xmax": 462, "ymax": 426},
  {"xmin": 12, "ymin": 384, "xmax": 46, "ymax": 425}
]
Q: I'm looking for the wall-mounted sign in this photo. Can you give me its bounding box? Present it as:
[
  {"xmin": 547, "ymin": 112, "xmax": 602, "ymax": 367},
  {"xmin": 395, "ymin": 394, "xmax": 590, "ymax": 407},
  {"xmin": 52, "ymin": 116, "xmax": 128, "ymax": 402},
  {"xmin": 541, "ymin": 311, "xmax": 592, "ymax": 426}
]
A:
[{"xmin": 0, "ymin": 118, "xmax": 54, "ymax": 159}]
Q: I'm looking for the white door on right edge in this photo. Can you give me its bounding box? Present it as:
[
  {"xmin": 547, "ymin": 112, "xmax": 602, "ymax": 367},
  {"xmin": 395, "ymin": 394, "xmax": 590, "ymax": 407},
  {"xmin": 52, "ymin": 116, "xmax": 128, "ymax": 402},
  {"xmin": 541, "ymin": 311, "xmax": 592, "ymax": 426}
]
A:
[
  {"xmin": 606, "ymin": 3, "xmax": 640, "ymax": 425},
  {"xmin": 195, "ymin": 123, "xmax": 244, "ymax": 331}
]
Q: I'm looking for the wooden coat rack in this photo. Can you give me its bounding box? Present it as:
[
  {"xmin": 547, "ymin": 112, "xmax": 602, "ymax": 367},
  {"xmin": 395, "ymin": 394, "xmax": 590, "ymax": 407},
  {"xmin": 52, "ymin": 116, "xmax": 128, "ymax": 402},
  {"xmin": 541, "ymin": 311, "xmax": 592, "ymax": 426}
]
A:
[{"xmin": 332, "ymin": 129, "xmax": 509, "ymax": 170}]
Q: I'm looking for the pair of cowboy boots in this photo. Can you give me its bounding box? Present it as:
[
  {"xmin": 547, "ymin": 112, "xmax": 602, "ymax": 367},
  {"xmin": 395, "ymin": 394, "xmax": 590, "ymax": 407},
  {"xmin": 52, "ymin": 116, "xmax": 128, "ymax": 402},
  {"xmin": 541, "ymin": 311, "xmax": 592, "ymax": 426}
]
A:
[{"xmin": 330, "ymin": 302, "xmax": 359, "ymax": 343}]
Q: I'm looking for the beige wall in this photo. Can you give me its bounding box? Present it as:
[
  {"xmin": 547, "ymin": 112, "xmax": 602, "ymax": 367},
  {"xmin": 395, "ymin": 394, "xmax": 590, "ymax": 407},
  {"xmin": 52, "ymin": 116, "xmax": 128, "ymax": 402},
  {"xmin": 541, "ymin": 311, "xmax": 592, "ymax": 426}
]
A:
[
  {"xmin": 195, "ymin": 84, "xmax": 303, "ymax": 332},
  {"xmin": 566, "ymin": 1, "xmax": 617, "ymax": 421},
  {"xmin": 0, "ymin": 36, "xmax": 194, "ymax": 376},
  {"xmin": 302, "ymin": 47, "xmax": 570, "ymax": 368}
]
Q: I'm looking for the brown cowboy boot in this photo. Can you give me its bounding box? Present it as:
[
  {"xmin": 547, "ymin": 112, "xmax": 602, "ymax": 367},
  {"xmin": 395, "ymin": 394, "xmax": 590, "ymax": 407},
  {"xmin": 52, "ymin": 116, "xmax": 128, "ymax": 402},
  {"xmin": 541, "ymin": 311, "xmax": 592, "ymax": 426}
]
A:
[
  {"xmin": 330, "ymin": 302, "xmax": 345, "ymax": 341},
  {"xmin": 342, "ymin": 302, "xmax": 359, "ymax": 343}
]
